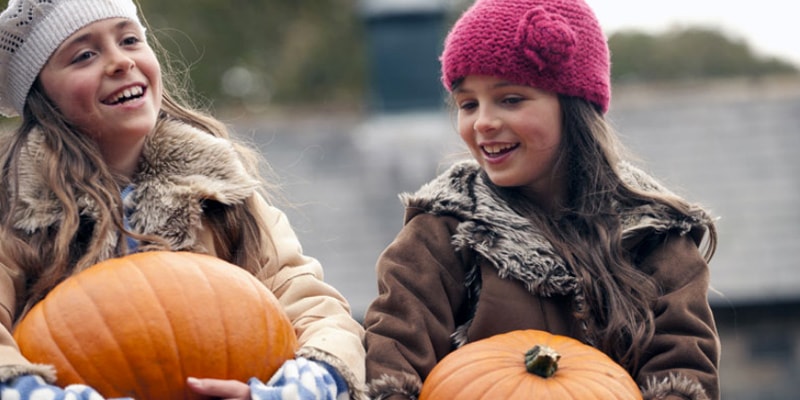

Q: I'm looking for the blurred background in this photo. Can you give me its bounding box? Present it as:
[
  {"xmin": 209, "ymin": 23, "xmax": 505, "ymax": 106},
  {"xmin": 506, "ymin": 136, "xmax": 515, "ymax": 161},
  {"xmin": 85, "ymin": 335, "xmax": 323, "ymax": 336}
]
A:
[{"xmin": 2, "ymin": 0, "xmax": 798, "ymax": 398}]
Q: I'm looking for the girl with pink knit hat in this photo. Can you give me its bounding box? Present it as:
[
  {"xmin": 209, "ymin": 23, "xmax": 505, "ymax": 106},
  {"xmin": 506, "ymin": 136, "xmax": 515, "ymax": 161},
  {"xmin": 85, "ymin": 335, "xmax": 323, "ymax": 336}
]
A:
[
  {"xmin": 363, "ymin": 0, "xmax": 720, "ymax": 399},
  {"xmin": 0, "ymin": 1, "xmax": 366, "ymax": 399}
]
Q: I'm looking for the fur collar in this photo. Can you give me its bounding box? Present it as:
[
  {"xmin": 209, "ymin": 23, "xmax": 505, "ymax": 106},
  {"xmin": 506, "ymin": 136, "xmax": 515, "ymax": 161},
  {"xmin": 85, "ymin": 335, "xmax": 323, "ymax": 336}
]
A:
[
  {"xmin": 401, "ymin": 159, "xmax": 712, "ymax": 299},
  {"xmin": 13, "ymin": 118, "xmax": 259, "ymax": 252},
  {"xmin": 402, "ymin": 160, "xmax": 712, "ymax": 348}
]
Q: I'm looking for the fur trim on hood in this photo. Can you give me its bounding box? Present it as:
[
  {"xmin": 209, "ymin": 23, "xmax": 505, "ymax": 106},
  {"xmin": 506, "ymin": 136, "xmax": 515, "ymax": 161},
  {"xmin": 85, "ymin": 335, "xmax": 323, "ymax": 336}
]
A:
[
  {"xmin": 11, "ymin": 118, "xmax": 260, "ymax": 256},
  {"xmin": 400, "ymin": 160, "xmax": 713, "ymax": 347}
]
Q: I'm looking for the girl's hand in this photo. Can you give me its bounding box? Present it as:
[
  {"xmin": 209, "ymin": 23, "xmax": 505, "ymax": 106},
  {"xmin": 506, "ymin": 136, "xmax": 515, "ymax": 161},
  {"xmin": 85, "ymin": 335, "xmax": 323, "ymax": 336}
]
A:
[
  {"xmin": 186, "ymin": 377, "xmax": 250, "ymax": 400},
  {"xmin": 187, "ymin": 357, "xmax": 349, "ymax": 400}
]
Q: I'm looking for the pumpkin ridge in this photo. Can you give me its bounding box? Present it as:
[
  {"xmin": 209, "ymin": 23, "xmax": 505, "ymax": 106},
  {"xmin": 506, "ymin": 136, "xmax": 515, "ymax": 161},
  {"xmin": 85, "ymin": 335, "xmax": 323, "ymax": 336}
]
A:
[
  {"xmin": 553, "ymin": 375, "xmax": 600, "ymax": 399},
  {"xmin": 31, "ymin": 289, "xmax": 82, "ymax": 382},
  {"xmin": 567, "ymin": 368, "xmax": 639, "ymax": 398},
  {"xmin": 489, "ymin": 364, "xmax": 541, "ymax": 397},
  {"xmin": 450, "ymin": 363, "xmax": 509, "ymax": 397},
  {"xmin": 201, "ymin": 256, "xmax": 244, "ymax": 380},
  {"xmin": 505, "ymin": 369, "xmax": 529, "ymax": 397},
  {"xmin": 542, "ymin": 338, "xmax": 636, "ymax": 399},
  {"xmin": 125, "ymin": 256, "xmax": 188, "ymax": 397},
  {"xmin": 87, "ymin": 259, "xmax": 172, "ymax": 397},
  {"xmin": 202, "ymin": 256, "xmax": 296, "ymax": 383},
  {"xmin": 141, "ymin": 253, "xmax": 204, "ymax": 397},
  {"xmin": 148, "ymin": 252, "xmax": 242, "ymax": 395},
  {"xmin": 70, "ymin": 274, "xmax": 140, "ymax": 395},
  {"xmin": 203, "ymin": 260, "xmax": 235, "ymax": 379}
]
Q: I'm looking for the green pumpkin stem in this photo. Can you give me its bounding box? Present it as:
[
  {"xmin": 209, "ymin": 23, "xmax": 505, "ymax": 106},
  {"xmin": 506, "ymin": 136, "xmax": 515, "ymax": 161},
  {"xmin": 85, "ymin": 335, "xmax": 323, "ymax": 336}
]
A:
[{"xmin": 524, "ymin": 345, "xmax": 561, "ymax": 378}]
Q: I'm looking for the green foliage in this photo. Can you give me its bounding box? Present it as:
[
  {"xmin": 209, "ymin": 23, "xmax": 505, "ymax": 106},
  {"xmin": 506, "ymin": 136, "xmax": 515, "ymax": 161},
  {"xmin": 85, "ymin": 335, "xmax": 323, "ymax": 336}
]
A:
[
  {"xmin": 608, "ymin": 26, "xmax": 798, "ymax": 83},
  {"xmin": 136, "ymin": 0, "xmax": 366, "ymax": 112}
]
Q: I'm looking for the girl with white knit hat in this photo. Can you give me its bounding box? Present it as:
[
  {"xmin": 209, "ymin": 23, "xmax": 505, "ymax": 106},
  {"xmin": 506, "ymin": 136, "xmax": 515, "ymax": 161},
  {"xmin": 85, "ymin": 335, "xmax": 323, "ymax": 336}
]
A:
[
  {"xmin": 0, "ymin": 1, "xmax": 366, "ymax": 399},
  {"xmin": 363, "ymin": 0, "xmax": 720, "ymax": 399}
]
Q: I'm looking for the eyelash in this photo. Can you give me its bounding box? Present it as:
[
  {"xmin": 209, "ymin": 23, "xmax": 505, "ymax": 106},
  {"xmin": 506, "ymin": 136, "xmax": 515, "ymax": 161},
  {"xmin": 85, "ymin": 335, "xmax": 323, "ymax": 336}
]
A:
[
  {"xmin": 72, "ymin": 51, "xmax": 95, "ymax": 64},
  {"xmin": 121, "ymin": 35, "xmax": 140, "ymax": 46},
  {"xmin": 458, "ymin": 100, "xmax": 477, "ymax": 111},
  {"xmin": 458, "ymin": 96, "xmax": 524, "ymax": 111},
  {"xmin": 69, "ymin": 35, "xmax": 141, "ymax": 64}
]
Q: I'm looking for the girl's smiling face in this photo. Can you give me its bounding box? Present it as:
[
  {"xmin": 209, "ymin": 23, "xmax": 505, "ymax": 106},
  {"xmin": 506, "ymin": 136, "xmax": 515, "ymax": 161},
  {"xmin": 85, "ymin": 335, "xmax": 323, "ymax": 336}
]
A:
[
  {"xmin": 38, "ymin": 17, "xmax": 161, "ymax": 165},
  {"xmin": 454, "ymin": 75, "xmax": 565, "ymax": 206}
]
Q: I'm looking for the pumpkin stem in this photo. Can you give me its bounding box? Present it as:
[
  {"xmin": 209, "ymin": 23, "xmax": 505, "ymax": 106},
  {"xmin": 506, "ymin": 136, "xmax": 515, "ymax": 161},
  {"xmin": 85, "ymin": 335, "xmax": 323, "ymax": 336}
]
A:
[{"xmin": 524, "ymin": 345, "xmax": 561, "ymax": 378}]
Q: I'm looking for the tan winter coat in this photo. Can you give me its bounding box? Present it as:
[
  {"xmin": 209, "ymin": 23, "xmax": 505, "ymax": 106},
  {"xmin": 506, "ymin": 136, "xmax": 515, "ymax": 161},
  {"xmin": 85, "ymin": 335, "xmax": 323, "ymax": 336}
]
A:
[
  {"xmin": 364, "ymin": 160, "xmax": 720, "ymax": 400},
  {"xmin": 0, "ymin": 118, "xmax": 366, "ymax": 398}
]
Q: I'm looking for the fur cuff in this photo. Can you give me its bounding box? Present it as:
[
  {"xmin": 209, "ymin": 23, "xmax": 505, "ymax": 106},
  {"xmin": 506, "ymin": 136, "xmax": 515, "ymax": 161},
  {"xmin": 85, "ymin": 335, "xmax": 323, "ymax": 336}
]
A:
[
  {"xmin": 367, "ymin": 372, "xmax": 421, "ymax": 400},
  {"xmin": 641, "ymin": 372, "xmax": 710, "ymax": 400},
  {"xmin": 296, "ymin": 347, "xmax": 367, "ymax": 400},
  {"xmin": 0, "ymin": 363, "xmax": 57, "ymax": 383}
]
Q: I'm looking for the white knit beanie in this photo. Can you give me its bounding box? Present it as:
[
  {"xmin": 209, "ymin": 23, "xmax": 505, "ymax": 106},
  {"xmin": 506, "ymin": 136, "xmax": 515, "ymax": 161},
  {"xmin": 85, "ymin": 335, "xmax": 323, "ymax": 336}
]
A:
[{"xmin": 0, "ymin": 0, "xmax": 143, "ymax": 117}]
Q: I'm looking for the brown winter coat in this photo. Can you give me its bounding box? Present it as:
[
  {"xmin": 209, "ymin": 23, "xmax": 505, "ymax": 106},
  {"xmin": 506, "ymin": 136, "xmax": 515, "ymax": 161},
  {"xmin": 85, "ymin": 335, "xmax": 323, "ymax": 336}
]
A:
[
  {"xmin": 0, "ymin": 118, "xmax": 366, "ymax": 397},
  {"xmin": 364, "ymin": 160, "xmax": 720, "ymax": 400}
]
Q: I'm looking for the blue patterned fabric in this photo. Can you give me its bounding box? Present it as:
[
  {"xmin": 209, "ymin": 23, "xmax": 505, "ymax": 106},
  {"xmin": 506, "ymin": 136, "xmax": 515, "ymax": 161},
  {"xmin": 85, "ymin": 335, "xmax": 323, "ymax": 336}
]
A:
[
  {"xmin": 249, "ymin": 357, "xmax": 349, "ymax": 400},
  {"xmin": 0, "ymin": 374, "xmax": 132, "ymax": 400},
  {"xmin": 2, "ymin": 360, "xmax": 349, "ymax": 400},
  {"xmin": 120, "ymin": 184, "xmax": 139, "ymax": 253}
]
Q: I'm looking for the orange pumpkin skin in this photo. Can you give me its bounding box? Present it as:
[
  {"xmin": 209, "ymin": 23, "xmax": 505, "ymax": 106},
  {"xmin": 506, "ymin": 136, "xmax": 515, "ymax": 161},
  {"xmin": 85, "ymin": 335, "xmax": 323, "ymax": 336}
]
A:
[
  {"xmin": 13, "ymin": 251, "xmax": 298, "ymax": 400},
  {"xmin": 419, "ymin": 329, "xmax": 642, "ymax": 400}
]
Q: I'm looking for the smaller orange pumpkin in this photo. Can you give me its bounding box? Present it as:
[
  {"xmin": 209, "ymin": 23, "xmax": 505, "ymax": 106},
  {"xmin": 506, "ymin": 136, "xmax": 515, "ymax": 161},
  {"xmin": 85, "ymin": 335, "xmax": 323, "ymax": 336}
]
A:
[
  {"xmin": 420, "ymin": 329, "xmax": 642, "ymax": 400},
  {"xmin": 13, "ymin": 251, "xmax": 298, "ymax": 400}
]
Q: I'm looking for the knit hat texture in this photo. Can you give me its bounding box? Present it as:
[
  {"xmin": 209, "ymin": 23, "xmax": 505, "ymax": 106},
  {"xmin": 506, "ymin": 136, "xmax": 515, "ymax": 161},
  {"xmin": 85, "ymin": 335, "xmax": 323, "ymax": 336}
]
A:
[
  {"xmin": 0, "ymin": 0, "xmax": 142, "ymax": 117},
  {"xmin": 440, "ymin": 0, "xmax": 611, "ymax": 113}
]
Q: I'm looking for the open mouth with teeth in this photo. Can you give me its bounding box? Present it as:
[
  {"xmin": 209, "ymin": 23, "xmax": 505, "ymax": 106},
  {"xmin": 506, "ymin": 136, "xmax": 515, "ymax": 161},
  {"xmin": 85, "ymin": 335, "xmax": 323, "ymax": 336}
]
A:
[
  {"xmin": 482, "ymin": 143, "xmax": 519, "ymax": 157},
  {"xmin": 103, "ymin": 85, "xmax": 145, "ymax": 105}
]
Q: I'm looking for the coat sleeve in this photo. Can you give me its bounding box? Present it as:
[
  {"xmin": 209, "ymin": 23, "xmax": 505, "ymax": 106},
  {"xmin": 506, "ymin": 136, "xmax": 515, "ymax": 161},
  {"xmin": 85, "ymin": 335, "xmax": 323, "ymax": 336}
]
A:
[
  {"xmin": 636, "ymin": 232, "xmax": 720, "ymax": 400},
  {"xmin": 251, "ymin": 196, "xmax": 366, "ymax": 398},
  {"xmin": 0, "ymin": 255, "xmax": 57, "ymax": 383},
  {"xmin": 363, "ymin": 213, "xmax": 469, "ymax": 400}
]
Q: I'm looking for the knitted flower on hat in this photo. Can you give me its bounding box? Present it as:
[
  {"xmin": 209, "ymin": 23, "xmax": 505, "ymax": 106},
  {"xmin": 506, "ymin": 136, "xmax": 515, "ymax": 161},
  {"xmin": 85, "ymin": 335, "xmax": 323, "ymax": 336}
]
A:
[
  {"xmin": 0, "ymin": 0, "xmax": 143, "ymax": 117},
  {"xmin": 440, "ymin": 0, "xmax": 611, "ymax": 113}
]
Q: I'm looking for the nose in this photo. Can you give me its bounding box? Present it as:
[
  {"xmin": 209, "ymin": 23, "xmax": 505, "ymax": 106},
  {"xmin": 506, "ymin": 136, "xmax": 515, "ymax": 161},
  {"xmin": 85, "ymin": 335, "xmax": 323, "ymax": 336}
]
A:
[
  {"xmin": 105, "ymin": 48, "xmax": 135, "ymax": 76},
  {"xmin": 473, "ymin": 107, "xmax": 501, "ymax": 134}
]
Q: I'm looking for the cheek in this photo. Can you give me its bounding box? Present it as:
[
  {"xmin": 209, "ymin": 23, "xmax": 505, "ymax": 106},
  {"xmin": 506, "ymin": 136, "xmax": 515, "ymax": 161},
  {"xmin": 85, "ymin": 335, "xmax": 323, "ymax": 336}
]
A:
[
  {"xmin": 140, "ymin": 51, "xmax": 162, "ymax": 94},
  {"xmin": 526, "ymin": 118, "xmax": 562, "ymax": 150},
  {"xmin": 44, "ymin": 74, "xmax": 91, "ymax": 107},
  {"xmin": 456, "ymin": 115, "xmax": 474, "ymax": 142}
]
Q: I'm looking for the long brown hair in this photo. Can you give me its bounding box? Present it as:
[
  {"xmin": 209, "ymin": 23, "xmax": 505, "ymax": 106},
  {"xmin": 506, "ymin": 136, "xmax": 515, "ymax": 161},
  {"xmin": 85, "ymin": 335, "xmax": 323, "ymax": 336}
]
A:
[
  {"xmin": 492, "ymin": 96, "xmax": 717, "ymax": 371},
  {"xmin": 0, "ymin": 19, "xmax": 276, "ymax": 321}
]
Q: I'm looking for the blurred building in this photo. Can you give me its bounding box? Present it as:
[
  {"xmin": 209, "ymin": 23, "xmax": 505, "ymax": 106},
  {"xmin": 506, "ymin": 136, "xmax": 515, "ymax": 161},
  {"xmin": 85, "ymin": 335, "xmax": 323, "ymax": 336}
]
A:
[
  {"xmin": 359, "ymin": 0, "xmax": 450, "ymax": 112},
  {"xmin": 610, "ymin": 77, "xmax": 800, "ymax": 399}
]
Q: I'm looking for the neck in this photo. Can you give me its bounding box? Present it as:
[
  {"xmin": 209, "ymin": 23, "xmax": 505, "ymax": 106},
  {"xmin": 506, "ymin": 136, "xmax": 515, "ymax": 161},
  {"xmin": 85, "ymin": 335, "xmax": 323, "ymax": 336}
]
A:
[
  {"xmin": 102, "ymin": 136, "xmax": 147, "ymax": 180},
  {"xmin": 520, "ymin": 175, "xmax": 568, "ymax": 214}
]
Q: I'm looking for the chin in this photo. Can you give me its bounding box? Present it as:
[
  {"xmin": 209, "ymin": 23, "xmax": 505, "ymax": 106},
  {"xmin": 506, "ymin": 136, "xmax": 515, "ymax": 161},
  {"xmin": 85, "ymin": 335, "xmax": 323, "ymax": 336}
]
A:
[{"xmin": 486, "ymin": 176, "xmax": 520, "ymax": 188}]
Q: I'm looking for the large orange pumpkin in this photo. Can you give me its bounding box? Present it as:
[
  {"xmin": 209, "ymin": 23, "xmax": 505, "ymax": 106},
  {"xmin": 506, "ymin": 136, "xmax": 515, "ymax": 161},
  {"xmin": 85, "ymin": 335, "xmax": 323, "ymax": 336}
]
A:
[
  {"xmin": 13, "ymin": 251, "xmax": 298, "ymax": 400},
  {"xmin": 420, "ymin": 329, "xmax": 642, "ymax": 400}
]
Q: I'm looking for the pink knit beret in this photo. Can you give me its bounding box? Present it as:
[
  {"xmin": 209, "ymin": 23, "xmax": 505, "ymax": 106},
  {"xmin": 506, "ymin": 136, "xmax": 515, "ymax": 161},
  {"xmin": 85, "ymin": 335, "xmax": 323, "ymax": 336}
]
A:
[{"xmin": 440, "ymin": 0, "xmax": 611, "ymax": 113}]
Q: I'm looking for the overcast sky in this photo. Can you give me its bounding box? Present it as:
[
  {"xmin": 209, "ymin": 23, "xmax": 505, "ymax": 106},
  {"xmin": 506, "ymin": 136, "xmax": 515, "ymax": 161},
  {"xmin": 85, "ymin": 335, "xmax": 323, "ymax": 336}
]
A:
[{"xmin": 585, "ymin": 0, "xmax": 800, "ymax": 66}]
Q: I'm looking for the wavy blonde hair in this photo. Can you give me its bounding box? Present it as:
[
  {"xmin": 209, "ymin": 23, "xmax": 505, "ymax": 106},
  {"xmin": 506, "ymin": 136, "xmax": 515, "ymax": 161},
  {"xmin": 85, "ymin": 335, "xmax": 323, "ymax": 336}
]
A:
[{"xmin": 0, "ymin": 19, "xmax": 277, "ymax": 320}]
